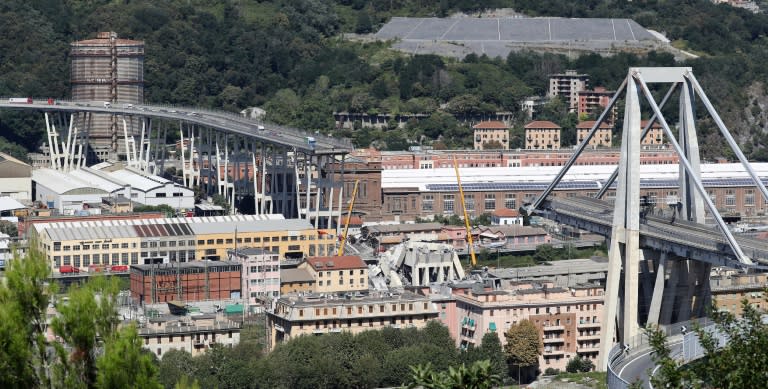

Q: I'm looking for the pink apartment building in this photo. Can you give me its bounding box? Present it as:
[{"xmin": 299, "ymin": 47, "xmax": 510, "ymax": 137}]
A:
[
  {"xmin": 229, "ymin": 248, "xmax": 280, "ymax": 311},
  {"xmin": 437, "ymin": 280, "xmax": 605, "ymax": 371}
]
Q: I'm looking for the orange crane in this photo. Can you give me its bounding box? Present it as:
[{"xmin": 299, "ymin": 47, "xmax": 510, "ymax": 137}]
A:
[
  {"xmin": 453, "ymin": 156, "xmax": 477, "ymax": 267},
  {"xmin": 338, "ymin": 179, "xmax": 359, "ymax": 256}
]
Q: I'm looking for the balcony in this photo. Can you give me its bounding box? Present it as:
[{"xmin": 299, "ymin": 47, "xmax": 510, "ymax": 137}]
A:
[
  {"xmin": 577, "ymin": 321, "xmax": 600, "ymax": 328},
  {"xmin": 543, "ymin": 325, "xmax": 565, "ymax": 331},
  {"xmin": 543, "ymin": 337, "xmax": 565, "ymax": 344},
  {"xmin": 543, "ymin": 347, "xmax": 566, "ymax": 355},
  {"xmin": 577, "ymin": 333, "xmax": 601, "ymax": 341}
]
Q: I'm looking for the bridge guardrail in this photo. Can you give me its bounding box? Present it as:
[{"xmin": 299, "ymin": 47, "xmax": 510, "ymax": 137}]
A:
[{"xmin": 607, "ymin": 343, "xmax": 631, "ymax": 389}]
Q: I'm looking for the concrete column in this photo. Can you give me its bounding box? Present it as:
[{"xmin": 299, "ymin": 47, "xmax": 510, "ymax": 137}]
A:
[
  {"xmin": 599, "ymin": 71, "xmax": 642, "ymax": 369},
  {"xmin": 679, "ymin": 79, "xmax": 705, "ymax": 223},
  {"xmin": 647, "ymin": 252, "xmax": 668, "ymax": 326}
]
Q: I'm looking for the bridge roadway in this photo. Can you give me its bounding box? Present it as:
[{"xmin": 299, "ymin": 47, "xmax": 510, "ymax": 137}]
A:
[
  {"xmin": 0, "ymin": 99, "xmax": 353, "ymax": 154},
  {"xmin": 540, "ymin": 196, "xmax": 768, "ymax": 268}
]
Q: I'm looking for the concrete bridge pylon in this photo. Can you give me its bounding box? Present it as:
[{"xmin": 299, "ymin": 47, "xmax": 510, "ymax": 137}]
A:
[{"xmin": 523, "ymin": 67, "xmax": 768, "ymax": 370}]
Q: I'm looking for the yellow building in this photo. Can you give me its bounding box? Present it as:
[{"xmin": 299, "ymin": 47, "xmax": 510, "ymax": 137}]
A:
[
  {"xmin": 280, "ymin": 268, "xmax": 316, "ymax": 294},
  {"xmin": 33, "ymin": 215, "xmax": 335, "ymax": 273},
  {"xmin": 641, "ymin": 120, "xmax": 665, "ymax": 146},
  {"xmin": 525, "ymin": 121, "xmax": 561, "ymax": 150},
  {"xmin": 711, "ymin": 273, "xmax": 767, "ymax": 316},
  {"xmin": 473, "ymin": 121, "xmax": 510, "ymax": 150},
  {"xmin": 193, "ymin": 219, "xmax": 336, "ymax": 261},
  {"xmin": 267, "ymin": 291, "xmax": 440, "ymax": 346},
  {"xmin": 576, "ymin": 121, "xmax": 612, "ymax": 148},
  {"xmin": 299, "ymin": 255, "xmax": 369, "ymax": 294}
]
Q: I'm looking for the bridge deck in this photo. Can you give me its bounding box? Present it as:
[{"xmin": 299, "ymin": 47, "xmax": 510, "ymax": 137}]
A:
[
  {"xmin": 0, "ymin": 99, "xmax": 353, "ymax": 154},
  {"xmin": 541, "ymin": 196, "xmax": 768, "ymax": 266}
]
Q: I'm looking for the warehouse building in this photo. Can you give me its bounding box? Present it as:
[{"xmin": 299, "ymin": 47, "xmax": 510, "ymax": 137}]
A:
[
  {"xmin": 32, "ymin": 166, "xmax": 194, "ymax": 214},
  {"xmin": 32, "ymin": 215, "xmax": 336, "ymax": 273}
]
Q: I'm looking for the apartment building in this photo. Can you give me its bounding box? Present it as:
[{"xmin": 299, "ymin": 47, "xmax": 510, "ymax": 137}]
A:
[
  {"xmin": 525, "ymin": 121, "xmax": 561, "ymax": 150},
  {"xmin": 431, "ymin": 259, "xmax": 608, "ymax": 370},
  {"xmin": 139, "ymin": 314, "xmax": 241, "ymax": 358},
  {"xmin": 577, "ymin": 87, "xmax": 615, "ymax": 121},
  {"xmin": 299, "ymin": 255, "xmax": 369, "ymax": 294},
  {"xmin": 640, "ymin": 120, "xmax": 665, "ymax": 146},
  {"xmin": 441, "ymin": 280, "xmax": 604, "ymax": 371},
  {"xmin": 548, "ymin": 70, "xmax": 589, "ymax": 111},
  {"xmin": 710, "ymin": 272, "xmax": 767, "ymax": 315},
  {"xmin": 473, "ymin": 121, "xmax": 510, "ymax": 150},
  {"xmin": 228, "ymin": 248, "xmax": 281, "ymax": 309},
  {"xmin": 576, "ymin": 121, "xmax": 613, "ymax": 149},
  {"xmin": 280, "ymin": 267, "xmax": 316, "ymax": 294},
  {"xmin": 130, "ymin": 260, "xmax": 242, "ymax": 303},
  {"xmin": 267, "ymin": 291, "xmax": 440, "ymax": 347}
]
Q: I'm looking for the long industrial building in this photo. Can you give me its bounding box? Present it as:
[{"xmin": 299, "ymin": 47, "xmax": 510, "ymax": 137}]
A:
[
  {"xmin": 370, "ymin": 163, "xmax": 768, "ymax": 222},
  {"xmin": 32, "ymin": 215, "xmax": 337, "ymax": 273},
  {"xmin": 32, "ymin": 166, "xmax": 195, "ymax": 213}
]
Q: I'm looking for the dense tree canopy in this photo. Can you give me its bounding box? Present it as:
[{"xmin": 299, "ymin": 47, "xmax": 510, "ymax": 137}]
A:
[
  {"xmin": 0, "ymin": 248, "xmax": 162, "ymax": 389},
  {"xmin": 1, "ymin": 1, "xmax": 767, "ymax": 159}
]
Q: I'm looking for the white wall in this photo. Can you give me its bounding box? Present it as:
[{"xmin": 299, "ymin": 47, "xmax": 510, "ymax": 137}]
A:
[{"xmin": 0, "ymin": 177, "xmax": 31, "ymax": 200}]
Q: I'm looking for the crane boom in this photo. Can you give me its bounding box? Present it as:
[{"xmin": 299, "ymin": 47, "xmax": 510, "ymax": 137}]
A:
[
  {"xmin": 338, "ymin": 179, "xmax": 359, "ymax": 256},
  {"xmin": 453, "ymin": 156, "xmax": 477, "ymax": 267}
]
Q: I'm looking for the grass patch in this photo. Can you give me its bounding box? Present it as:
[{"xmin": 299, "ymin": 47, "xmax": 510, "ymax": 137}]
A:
[{"xmin": 546, "ymin": 371, "xmax": 607, "ymax": 389}]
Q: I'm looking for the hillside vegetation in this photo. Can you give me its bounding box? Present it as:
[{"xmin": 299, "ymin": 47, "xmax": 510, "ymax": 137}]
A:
[{"xmin": 0, "ymin": 0, "xmax": 767, "ymax": 160}]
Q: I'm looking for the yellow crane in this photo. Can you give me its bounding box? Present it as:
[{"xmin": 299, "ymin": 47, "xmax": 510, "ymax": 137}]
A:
[
  {"xmin": 338, "ymin": 179, "xmax": 359, "ymax": 256},
  {"xmin": 453, "ymin": 156, "xmax": 477, "ymax": 267}
]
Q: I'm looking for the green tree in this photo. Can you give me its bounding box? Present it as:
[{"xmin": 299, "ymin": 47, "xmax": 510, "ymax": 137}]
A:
[
  {"xmin": 95, "ymin": 324, "xmax": 162, "ymax": 389},
  {"xmin": 50, "ymin": 277, "xmax": 121, "ymax": 387},
  {"xmin": 565, "ymin": 355, "xmax": 595, "ymax": 373},
  {"xmin": 648, "ymin": 295, "xmax": 768, "ymax": 388},
  {"xmin": 504, "ymin": 319, "xmax": 542, "ymax": 384},
  {"xmin": 478, "ymin": 332, "xmax": 507, "ymax": 378},
  {"xmin": 0, "ymin": 220, "xmax": 18, "ymax": 237},
  {"xmin": 158, "ymin": 349, "xmax": 195, "ymax": 389},
  {"xmin": 407, "ymin": 360, "xmax": 502, "ymax": 389},
  {"xmin": 0, "ymin": 247, "xmax": 56, "ymax": 388}
]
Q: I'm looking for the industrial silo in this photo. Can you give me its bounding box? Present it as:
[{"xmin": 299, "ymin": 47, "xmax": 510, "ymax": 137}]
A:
[{"xmin": 70, "ymin": 31, "xmax": 144, "ymax": 162}]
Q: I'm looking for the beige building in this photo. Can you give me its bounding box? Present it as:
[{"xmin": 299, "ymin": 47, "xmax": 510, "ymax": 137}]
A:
[
  {"xmin": 525, "ymin": 121, "xmax": 561, "ymax": 150},
  {"xmin": 548, "ymin": 70, "xmax": 589, "ymax": 111},
  {"xmin": 576, "ymin": 121, "xmax": 613, "ymax": 148},
  {"xmin": 640, "ymin": 120, "xmax": 665, "ymax": 146},
  {"xmin": 267, "ymin": 291, "xmax": 440, "ymax": 346},
  {"xmin": 710, "ymin": 272, "xmax": 767, "ymax": 316},
  {"xmin": 473, "ymin": 121, "xmax": 510, "ymax": 150},
  {"xmin": 139, "ymin": 314, "xmax": 241, "ymax": 358},
  {"xmin": 32, "ymin": 215, "xmax": 336, "ymax": 273},
  {"xmin": 0, "ymin": 152, "xmax": 32, "ymax": 200},
  {"xmin": 299, "ymin": 255, "xmax": 369, "ymax": 294},
  {"xmin": 280, "ymin": 267, "xmax": 316, "ymax": 294}
]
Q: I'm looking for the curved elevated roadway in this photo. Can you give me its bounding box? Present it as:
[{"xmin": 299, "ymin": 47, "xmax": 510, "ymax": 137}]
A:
[
  {"xmin": 0, "ymin": 99, "xmax": 353, "ymax": 155},
  {"xmin": 540, "ymin": 196, "xmax": 768, "ymax": 268}
]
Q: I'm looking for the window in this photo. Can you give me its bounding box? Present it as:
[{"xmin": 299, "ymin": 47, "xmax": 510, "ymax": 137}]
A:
[
  {"xmin": 484, "ymin": 194, "xmax": 496, "ymax": 210},
  {"xmin": 745, "ymin": 189, "xmax": 755, "ymax": 206},
  {"xmin": 422, "ymin": 194, "xmax": 434, "ymax": 211},
  {"xmin": 443, "ymin": 194, "xmax": 455, "ymax": 213},
  {"xmin": 464, "ymin": 194, "xmax": 475, "ymax": 211},
  {"xmin": 504, "ymin": 194, "xmax": 516, "ymax": 209},
  {"xmin": 725, "ymin": 190, "xmax": 736, "ymax": 207}
]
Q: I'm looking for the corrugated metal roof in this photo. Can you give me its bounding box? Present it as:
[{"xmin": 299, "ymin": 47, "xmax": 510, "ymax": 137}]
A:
[
  {"xmin": 0, "ymin": 197, "xmax": 26, "ymax": 212},
  {"xmin": 69, "ymin": 168, "xmax": 124, "ymax": 193},
  {"xmin": 35, "ymin": 214, "xmax": 304, "ymax": 241},
  {"xmin": 32, "ymin": 168, "xmax": 107, "ymax": 194},
  {"xmin": 109, "ymin": 169, "xmax": 168, "ymax": 192}
]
